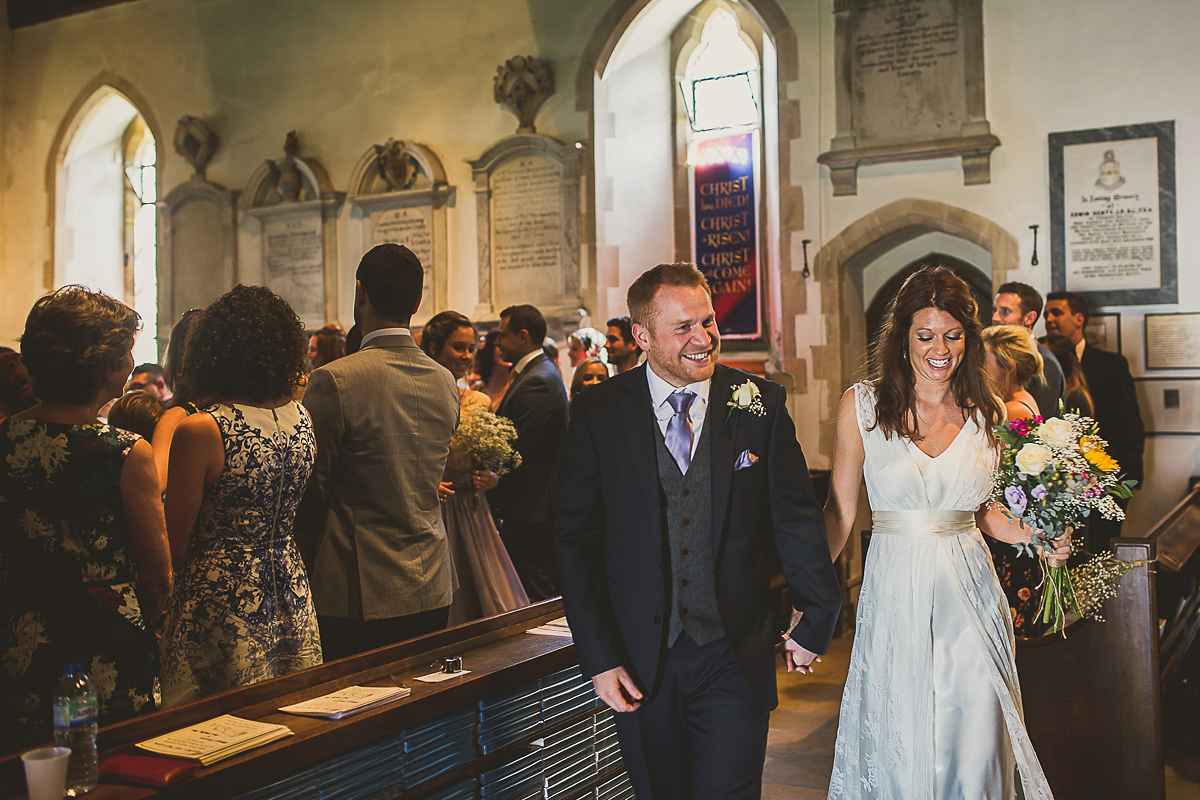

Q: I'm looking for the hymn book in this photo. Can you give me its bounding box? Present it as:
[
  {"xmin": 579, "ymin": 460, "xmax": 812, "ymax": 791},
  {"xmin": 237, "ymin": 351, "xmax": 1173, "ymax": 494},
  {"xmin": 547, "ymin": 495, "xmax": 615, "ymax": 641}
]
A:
[
  {"xmin": 278, "ymin": 685, "xmax": 410, "ymax": 719},
  {"xmin": 135, "ymin": 715, "xmax": 293, "ymax": 766}
]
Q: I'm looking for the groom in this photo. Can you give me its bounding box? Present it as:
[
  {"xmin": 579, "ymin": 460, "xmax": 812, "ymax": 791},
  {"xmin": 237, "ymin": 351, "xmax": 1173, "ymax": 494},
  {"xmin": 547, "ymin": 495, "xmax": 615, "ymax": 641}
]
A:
[{"xmin": 555, "ymin": 263, "xmax": 841, "ymax": 799}]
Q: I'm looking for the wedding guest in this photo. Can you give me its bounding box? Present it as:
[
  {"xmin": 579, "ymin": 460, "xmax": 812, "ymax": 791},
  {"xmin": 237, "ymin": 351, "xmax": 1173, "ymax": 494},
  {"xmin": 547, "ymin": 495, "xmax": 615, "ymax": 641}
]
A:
[
  {"xmin": 542, "ymin": 336, "xmax": 563, "ymax": 377},
  {"xmin": 824, "ymin": 267, "xmax": 1067, "ymax": 796},
  {"xmin": 151, "ymin": 309, "xmax": 203, "ymax": 493},
  {"xmin": 991, "ymin": 281, "xmax": 1064, "ymax": 416},
  {"xmin": 1045, "ymin": 291, "xmax": 1144, "ymax": 549},
  {"xmin": 473, "ymin": 329, "xmax": 511, "ymax": 410},
  {"xmin": 1042, "ymin": 333, "xmax": 1094, "ymax": 415},
  {"xmin": 127, "ymin": 363, "xmax": 173, "ymax": 404},
  {"xmin": 0, "ymin": 347, "xmax": 35, "ymax": 423},
  {"xmin": 489, "ymin": 304, "xmax": 569, "ymax": 600},
  {"xmin": 606, "ymin": 315, "xmax": 641, "ymax": 373},
  {"xmin": 982, "ymin": 323, "xmax": 1047, "ymax": 637},
  {"xmin": 308, "ymin": 323, "xmax": 346, "ymax": 370},
  {"xmin": 303, "ymin": 244, "xmax": 459, "ymax": 660},
  {"xmin": 569, "ymin": 356, "xmax": 608, "ymax": 403},
  {"xmin": 567, "ymin": 327, "xmax": 607, "ymax": 368},
  {"xmin": 160, "ymin": 284, "xmax": 320, "ymax": 706},
  {"xmin": 0, "ymin": 287, "xmax": 171, "ymax": 750},
  {"xmin": 422, "ymin": 311, "xmax": 529, "ymax": 624},
  {"xmin": 344, "ymin": 323, "xmax": 363, "ymax": 356},
  {"xmin": 108, "ymin": 390, "xmax": 166, "ymax": 441}
]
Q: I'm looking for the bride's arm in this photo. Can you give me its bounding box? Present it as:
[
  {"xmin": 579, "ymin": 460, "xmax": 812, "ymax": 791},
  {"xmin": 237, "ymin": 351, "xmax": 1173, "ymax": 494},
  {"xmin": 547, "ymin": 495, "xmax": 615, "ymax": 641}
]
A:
[
  {"xmin": 824, "ymin": 387, "xmax": 865, "ymax": 559},
  {"xmin": 976, "ymin": 505, "xmax": 1072, "ymax": 562}
]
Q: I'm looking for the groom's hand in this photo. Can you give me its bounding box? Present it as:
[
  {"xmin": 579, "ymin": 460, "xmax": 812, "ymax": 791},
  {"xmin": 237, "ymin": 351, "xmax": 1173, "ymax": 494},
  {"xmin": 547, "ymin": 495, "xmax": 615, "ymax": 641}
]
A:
[
  {"xmin": 591, "ymin": 666, "xmax": 643, "ymax": 712},
  {"xmin": 782, "ymin": 637, "xmax": 822, "ymax": 675}
]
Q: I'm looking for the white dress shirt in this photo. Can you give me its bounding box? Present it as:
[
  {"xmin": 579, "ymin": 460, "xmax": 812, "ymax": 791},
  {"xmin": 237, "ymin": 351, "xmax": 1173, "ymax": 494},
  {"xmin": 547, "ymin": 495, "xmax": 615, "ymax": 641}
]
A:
[
  {"xmin": 1075, "ymin": 338, "xmax": 1086, "ymax": 362},
  {"xmin": 646, "ymin": 364, "xmax": 711, "ymax": 459},
  {"xmin": 360, "ymin": 327, "xmax": 411, "ymax": 348},
  {"xmin": 509, "ymin": 349, "xmax": 541, "ymax": 378}
]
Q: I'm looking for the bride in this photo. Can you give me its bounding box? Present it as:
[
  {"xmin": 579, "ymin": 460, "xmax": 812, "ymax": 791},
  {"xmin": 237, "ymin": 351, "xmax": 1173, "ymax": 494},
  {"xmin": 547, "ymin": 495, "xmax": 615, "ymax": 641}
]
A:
[{"xmin": 823, "ymin": 267, "xmax": 1068, "ymax": 799}]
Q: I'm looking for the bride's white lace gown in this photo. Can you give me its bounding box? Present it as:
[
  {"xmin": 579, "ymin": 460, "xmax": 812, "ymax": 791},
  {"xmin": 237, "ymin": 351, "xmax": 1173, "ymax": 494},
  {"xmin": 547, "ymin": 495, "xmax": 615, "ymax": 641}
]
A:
[{"xmin": 828, "ymin": 382, "xmax": 1053, "ymax": 799}]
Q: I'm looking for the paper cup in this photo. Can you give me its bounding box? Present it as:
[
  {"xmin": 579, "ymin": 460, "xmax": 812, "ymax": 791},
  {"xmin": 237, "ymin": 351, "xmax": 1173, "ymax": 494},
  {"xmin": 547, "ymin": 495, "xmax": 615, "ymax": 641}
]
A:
[{"xmin": 21, "ymin": 747, "xmax": 70, "ymax": 800}]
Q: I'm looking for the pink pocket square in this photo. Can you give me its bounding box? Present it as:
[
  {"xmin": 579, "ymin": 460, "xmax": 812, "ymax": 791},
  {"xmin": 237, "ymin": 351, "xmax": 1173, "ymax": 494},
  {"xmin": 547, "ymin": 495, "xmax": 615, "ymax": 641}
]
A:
[{"xmin": 735, "ymin": 449, "xmax": 759, "ymax": 470}]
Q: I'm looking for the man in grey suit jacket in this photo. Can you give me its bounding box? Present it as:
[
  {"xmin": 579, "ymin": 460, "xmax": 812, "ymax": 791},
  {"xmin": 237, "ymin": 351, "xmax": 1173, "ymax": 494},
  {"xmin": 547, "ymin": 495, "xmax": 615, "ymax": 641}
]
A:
[
  {"xmin": 487, "ymin": 304, "xmax": 568, "ymax": 601},
  {"xmin": 302, "ymin": 243, "xmax": 460, "ymax": 661}
]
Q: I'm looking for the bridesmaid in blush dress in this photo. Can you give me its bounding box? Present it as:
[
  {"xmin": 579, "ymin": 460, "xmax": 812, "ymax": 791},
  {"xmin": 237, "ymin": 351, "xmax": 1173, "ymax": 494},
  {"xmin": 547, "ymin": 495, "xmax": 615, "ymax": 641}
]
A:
[
  {"xmin": 823, "ymin": 268, "xmax": 1069, "ymax": 799},
  {"xmin": 422, "ymin": 312, "xmax": 529, "ymax": 625}
]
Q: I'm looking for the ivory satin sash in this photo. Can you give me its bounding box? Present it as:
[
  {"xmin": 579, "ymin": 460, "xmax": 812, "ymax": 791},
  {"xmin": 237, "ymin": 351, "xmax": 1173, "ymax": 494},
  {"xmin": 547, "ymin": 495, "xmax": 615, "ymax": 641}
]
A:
[{"xmin": 871, "ymin": 509, "xmax": 977, "ymax": 538}]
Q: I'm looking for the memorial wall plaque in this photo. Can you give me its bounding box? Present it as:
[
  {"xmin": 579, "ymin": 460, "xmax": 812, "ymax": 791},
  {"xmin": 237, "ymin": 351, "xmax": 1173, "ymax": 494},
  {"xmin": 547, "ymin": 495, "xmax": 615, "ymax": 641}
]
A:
[
  {"xmin": 264, "ymin": 214, "xmax": 325, "ymax": 326},
  {"xmin": 346, "ymin": 140, "xmax": 454, "ymax": 325},
  {"xmin": 160, "ymin": 183, "xmax": 237, "ymax": 334},
  {"xmin": 1145, "ymin": 313, "xmax": 1200, "ymax": 370},
  {"xmin": 239, "ymin": 133, "xmax": 344, "ymax": 329},
  {"xmin": 819, "ymin": 0, "xmax": 997, "ymax": 195},
  {"xmin": 469, "ymin": 134, "xmax": 581, "ymax": 319},
  {"xmin": 371, "ymin": 206, "xmax": 434, "ymax": 318},
  {"xmin": 1050, "ymin": 121, "xmax": 1177, "ymax": 306},
  {"xmin": 491, "ymin": 155, "xmax": 563, "ymax": 308}
]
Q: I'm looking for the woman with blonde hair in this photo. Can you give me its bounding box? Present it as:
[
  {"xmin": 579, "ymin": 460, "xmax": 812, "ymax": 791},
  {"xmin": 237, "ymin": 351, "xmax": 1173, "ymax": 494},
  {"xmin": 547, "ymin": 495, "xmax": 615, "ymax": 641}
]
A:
[{"xmin": 982, "ymin": 324, "xmax": 1044, "ymax": 422}]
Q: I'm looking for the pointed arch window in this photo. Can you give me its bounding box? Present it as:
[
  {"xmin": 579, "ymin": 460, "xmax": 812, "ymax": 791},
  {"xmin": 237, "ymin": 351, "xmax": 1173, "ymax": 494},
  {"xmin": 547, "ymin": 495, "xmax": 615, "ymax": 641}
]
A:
[{"xmin": 680, "ymin": 9, "xmax": 760, "ymax": 133}]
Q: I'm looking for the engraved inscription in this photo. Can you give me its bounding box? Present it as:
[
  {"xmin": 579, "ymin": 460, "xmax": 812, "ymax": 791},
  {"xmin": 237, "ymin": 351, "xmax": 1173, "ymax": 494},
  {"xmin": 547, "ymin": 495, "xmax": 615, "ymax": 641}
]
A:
[
  {"xmin": 372, "ymin": 206, "xmax": 434, "ymax": 315},
  {"xmin": 264, "ymin": 216, "xmax": 324, "ymax": 324},
  {"xmin": 491, "ymin": 156, "xmax": 562, "ymax": 306}
]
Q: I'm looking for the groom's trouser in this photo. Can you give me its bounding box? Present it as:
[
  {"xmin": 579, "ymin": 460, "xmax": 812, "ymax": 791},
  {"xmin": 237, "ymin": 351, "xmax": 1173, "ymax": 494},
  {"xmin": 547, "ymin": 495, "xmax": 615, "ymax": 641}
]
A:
[{"xmin": 612, "ymin": 633, "xmax": 769, "ymax": 800}]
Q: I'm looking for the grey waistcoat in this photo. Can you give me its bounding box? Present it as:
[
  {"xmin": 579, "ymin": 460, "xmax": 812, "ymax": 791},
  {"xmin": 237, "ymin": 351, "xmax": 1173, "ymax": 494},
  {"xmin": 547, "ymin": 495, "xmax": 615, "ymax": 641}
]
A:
[{"xmin": 654, "ymin": 412, "xmax": 723, "ymax": 648}]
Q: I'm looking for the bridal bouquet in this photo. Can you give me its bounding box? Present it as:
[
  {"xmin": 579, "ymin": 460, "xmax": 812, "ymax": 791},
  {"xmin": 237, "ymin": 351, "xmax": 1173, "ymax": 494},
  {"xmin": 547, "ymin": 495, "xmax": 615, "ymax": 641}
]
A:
[
  {"xmin": 447, "ymin": 409, "xmax": 522, "ymax": 477},
  {"xmin": 991, "ymin": 411, "xmax": 1138, "ymax": 633}
]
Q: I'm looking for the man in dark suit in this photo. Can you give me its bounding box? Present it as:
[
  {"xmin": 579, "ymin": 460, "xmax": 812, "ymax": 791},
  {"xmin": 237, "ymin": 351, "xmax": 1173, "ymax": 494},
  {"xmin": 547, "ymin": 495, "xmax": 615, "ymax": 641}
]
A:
[
  {"xmin": 992, "ymin": 281, "xmax": 1064, "ymax": 416},
  {"xmin": 488, "ymin": 303, "xmax": 569, "ymax": 601},
  {"xmin": 555, "ymin": 263, "xmax": 841, "ymax": 799},
  {"xmin": 1046, "ymin": 291, "xmax": 1145, "ymax": 550}
]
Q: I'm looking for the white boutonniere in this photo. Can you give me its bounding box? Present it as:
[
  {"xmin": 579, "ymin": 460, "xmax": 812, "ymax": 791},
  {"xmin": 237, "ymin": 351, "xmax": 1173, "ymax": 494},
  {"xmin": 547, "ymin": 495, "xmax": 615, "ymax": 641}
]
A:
[{"xmin": 726, "ymin": 379, "xmax": 766, "ymax": 421}]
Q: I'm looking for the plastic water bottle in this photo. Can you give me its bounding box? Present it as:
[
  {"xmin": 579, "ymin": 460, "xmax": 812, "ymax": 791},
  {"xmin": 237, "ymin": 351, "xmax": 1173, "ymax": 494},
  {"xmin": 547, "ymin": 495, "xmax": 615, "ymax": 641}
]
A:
[{"xmin": 53, "ymin": 663, "xmax": 98, "ymax": 796}]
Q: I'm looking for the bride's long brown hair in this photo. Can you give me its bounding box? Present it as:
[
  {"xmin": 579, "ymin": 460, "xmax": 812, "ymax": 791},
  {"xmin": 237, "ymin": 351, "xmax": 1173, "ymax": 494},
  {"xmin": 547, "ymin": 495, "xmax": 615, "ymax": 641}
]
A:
[{"xmin": 869, "ymin": 266, "xmax": 1003, "ymax": 443}]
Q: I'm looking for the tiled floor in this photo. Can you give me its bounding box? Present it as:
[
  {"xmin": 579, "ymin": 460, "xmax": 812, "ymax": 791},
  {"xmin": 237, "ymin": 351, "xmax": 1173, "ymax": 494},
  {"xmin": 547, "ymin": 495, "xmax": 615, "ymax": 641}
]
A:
[{"xmin": 762, "ymin": 633, "xmax": 1200, "ymax": 799}]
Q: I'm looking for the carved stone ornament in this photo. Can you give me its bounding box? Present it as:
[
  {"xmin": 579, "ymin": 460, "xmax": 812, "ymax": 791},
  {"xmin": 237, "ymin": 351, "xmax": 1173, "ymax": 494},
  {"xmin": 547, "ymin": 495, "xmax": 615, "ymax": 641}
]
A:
[
  {"xmin": 373, "ymin": 139, "xmax": 420, "ymax": 191},
  {"xmin": 275, "ymin": 130, "xmax": 304, "ymax": 202},
  {"xmin": 173, "ymin": 115, "xmax": 217, "ymax": 179},
  {"xmin": 494, "ymin": 55, "xmax": 554, "ymax": 134}
]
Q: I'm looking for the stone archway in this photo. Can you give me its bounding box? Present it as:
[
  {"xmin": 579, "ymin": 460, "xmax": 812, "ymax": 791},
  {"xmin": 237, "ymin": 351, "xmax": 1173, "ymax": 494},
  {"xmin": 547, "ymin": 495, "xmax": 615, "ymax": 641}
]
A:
[{"xmin": 802, "ymin": 198, "xmax": 1018, "ymax": 439}]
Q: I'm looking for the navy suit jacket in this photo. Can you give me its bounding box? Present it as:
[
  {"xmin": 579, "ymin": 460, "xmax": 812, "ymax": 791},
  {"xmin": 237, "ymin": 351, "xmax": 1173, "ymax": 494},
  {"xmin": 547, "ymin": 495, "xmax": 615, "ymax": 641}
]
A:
[
  {"xmin": 1080, "ymin": 343, "xmax": 1145, "ymax": 485},
  {"xmin": 554, "ymin": 363, "xmax": 841, "ymax": 710},
  {"xmin": 488, "ymin": 352, "xmax": 569, "ymax": 527}
]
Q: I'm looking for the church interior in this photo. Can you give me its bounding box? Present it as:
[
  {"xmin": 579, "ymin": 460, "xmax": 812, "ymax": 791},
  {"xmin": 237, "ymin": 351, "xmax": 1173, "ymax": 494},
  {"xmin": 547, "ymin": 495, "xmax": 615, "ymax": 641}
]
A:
[{"xmin": 2, "ymin": 0, "xmax": 1200, "ymax": 797}]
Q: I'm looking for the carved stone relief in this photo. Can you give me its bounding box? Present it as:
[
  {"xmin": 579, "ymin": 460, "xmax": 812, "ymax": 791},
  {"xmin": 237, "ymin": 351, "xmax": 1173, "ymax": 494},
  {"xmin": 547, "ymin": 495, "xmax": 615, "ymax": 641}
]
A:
[{"xmin": 494, "ymin": 56, "xmax": 555, "ymax": 134}]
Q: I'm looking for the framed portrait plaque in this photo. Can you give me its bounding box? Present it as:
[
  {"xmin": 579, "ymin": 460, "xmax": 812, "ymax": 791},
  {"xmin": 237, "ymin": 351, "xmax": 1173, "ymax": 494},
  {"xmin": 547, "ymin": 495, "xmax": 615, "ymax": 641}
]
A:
[
  {"xmin": 1145, "ymin": 313, "xmax": 1200, "ymax": 370},
  {"xmin": 1049, "ymin": 121, "xmax": 1177, "ymax": 306},
  {"xmin": 1084, "ymin": 313, "xmax": 1121, "ymax": 354}
]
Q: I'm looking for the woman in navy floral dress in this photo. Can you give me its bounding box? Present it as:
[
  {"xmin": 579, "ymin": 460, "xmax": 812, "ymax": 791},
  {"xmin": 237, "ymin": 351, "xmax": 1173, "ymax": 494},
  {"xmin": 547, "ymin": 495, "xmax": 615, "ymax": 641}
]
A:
[
  {"xmin": 160, "ymin": 286, "xmax": 320, "ymax": 706},
  {"xmin": 0, "ymin": 288, "xmax": 171, "ymax": 751}
]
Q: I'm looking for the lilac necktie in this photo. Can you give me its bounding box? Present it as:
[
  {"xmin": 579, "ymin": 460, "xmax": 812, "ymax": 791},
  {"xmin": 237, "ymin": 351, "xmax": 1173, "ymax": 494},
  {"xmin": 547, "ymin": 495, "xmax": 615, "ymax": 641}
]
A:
[{"xmin": 665, "ymin": 390, "xmax": 696, "ymax": 474}]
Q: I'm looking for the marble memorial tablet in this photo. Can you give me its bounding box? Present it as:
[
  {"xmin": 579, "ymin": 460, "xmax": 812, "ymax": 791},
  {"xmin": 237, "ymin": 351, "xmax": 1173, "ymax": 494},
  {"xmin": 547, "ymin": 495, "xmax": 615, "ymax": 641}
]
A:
[
  {"xmin": 491, "ymin": 155, "xmax": 563, "ymax": 308},
  {"xmin": 264, "ymin": 215, "xmax": 325, "ymax": 326}
]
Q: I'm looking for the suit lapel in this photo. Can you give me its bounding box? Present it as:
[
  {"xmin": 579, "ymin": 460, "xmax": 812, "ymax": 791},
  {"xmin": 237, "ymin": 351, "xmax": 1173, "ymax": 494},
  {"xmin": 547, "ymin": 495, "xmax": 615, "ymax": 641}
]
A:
[
  {"xmin": 709, "ymin": 365, "xmax": 736, "ymax": 558},
  {"xmin": 622, "ymin": 366, "xmax": 663, "ymax": 525},
  {"xmin": 498, "ymin": 353, "xmax": 544, "ymax": 415}
]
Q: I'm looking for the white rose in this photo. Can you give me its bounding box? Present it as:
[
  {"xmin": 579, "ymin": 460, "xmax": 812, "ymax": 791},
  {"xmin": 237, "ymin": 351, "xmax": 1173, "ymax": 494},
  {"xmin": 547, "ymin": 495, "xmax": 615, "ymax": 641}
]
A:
[
  {"xmin": 1015, "ymin": 442, "xmax": 1052, "ymax": 475},
  {"xmin": 1037, "ymin": 418, "xmax": 1073, "ymax": 449},
  {"xmin": 732, "ymin": 382, "xmax": 756, "ymax": 407}
]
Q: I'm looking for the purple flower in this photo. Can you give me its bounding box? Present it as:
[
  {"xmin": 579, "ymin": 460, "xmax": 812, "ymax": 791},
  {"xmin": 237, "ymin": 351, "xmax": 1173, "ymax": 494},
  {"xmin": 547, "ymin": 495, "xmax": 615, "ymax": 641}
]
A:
[
  {"xmin": 1005, "ymin": 486, "xmax": 1028, "ymax": 515},
  {"xmin": 1031, "ymin": 484, "xmax": 1048, "ymax": 501}
]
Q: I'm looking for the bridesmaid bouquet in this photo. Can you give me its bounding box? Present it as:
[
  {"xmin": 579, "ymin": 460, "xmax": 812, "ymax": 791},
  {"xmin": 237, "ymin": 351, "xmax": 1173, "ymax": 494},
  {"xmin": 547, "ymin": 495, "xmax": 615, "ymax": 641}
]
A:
[
  {"xmin": 990, "ymin": 411, "xmax": 1138, "ymax": 633},
  {"xmin": 447, "ymin": 409, "xmax": 522, "ymax": 479}
]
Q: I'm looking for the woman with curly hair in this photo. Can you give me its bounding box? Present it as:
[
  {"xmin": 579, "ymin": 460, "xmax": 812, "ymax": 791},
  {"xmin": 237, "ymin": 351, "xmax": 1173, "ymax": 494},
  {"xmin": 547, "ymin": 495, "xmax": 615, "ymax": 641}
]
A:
[
  {"xmin": 160, "ymin": 284, "xmax": 320, "ymax": 706},
  {"xmin": 0, "ymin": 287, "xmax": 171, "ymax": 750},
  {"xmin": 421, "ymin": 311, "xmax": 528, "ymax": 625}
]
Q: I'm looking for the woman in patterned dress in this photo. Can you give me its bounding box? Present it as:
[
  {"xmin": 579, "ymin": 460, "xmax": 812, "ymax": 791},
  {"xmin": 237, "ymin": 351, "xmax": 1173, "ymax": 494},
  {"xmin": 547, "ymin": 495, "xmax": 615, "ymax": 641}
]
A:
[
  {"xmin": 160, "ymin": 285, "xmax": 320, "ymax": 706},
  {"xmin": 0, "ymin": 287, "xmax": 171, "ymax": 751}
]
